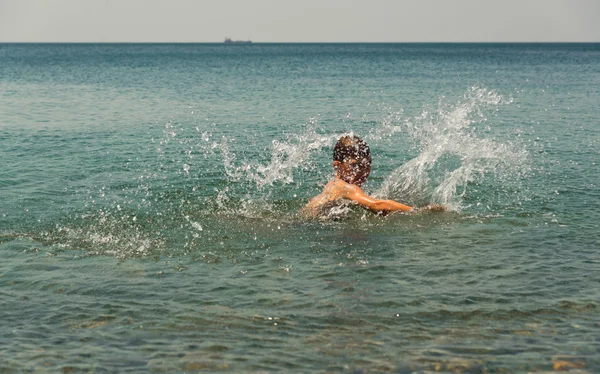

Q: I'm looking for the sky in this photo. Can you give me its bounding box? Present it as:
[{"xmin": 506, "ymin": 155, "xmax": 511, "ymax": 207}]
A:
[{"xmin": 1, "ymin": 0, "xmax": 599, "ymax": 42}]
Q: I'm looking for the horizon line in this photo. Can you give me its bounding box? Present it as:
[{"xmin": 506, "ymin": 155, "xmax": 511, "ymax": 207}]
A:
[{"xmin": 1, "ymin": 41, "xmax": 599, "ymax": 44}]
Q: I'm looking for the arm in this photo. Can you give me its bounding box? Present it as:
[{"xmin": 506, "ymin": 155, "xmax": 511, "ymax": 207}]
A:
[{"xmin": 339, "ymin": 183, "xmax": 413, "ymax": 214}]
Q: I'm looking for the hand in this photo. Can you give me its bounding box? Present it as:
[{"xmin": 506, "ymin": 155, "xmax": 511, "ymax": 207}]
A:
[{"xmin": 422, "ymin": 204, "xmax": 445, "ymax": 212}]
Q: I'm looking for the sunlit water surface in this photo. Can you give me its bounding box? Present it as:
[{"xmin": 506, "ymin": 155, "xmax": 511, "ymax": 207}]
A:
[{"xmin": 1, "ymin": 43, "xmax": 599, "ymax": 372}]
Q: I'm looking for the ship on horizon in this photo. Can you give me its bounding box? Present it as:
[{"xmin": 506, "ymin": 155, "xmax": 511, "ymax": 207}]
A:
[{"xmin": 224, "ymin": 37, "xmax": 252, "ymax": 44}]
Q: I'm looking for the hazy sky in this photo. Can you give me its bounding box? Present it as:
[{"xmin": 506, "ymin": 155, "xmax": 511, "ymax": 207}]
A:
[{"xmin": 1, "ymin": 0, "xmax": 599, "ymax": 42}]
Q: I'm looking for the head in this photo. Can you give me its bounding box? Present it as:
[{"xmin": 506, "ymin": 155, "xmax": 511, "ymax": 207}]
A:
[{"xmin": 333, "ymin": 135, "xmax": 371, "ymax": 186}]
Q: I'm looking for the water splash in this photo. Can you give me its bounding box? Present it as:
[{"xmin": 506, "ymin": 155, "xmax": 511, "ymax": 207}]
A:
[
  {"xmin": 375, "ymin": 87, "xmax": 528, "ymax": 210},
  {"xmin": 215, "ymin": 87, "xmax": 528, "ymax": 216},
  {"xmin": 36, "ymin": 213, "xmax": 166, "ymax": 259},
  {"xmin": 26, "ymin": 87, "xmax": 529, "ymax": 259},
  {"xmin": 221, "ymin": 129, "xmax": 336, "ymax": 189}
]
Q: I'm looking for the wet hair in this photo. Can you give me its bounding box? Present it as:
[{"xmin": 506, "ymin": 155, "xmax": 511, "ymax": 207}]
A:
[{"xmin": 333, "ymin": 135, "xmax": 372, "ymax": 164}]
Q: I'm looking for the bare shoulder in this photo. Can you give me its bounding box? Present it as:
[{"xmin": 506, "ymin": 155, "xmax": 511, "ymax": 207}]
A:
[
  {"xmin": 330, "ymin": 179, "xmax": 360, "ymax": 195},
  {"xmin": 300, "ymin": 180, "xmax": 345, "ymax": 217}
]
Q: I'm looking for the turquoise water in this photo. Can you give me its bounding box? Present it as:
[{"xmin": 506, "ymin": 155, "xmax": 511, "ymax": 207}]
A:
[{"xmin": 1, "ymin": 43, "xmax": 599, "ymax": 372}]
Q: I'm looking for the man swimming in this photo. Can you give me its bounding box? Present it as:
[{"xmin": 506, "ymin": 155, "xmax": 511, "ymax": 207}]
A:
[{"xmin": 301, "ymin": 135, "xmax": 443, "ymax": 217}]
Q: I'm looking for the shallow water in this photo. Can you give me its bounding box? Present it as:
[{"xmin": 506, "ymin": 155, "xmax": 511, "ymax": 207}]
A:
[{"xmin": 1, "ymin": 43, "xmax": 599, "ymax": 372}]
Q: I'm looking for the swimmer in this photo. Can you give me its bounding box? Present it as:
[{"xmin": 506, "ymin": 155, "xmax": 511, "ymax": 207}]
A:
[{"xmin": 301, "ymin": 135, "xmax": 443, "ymax": 217}]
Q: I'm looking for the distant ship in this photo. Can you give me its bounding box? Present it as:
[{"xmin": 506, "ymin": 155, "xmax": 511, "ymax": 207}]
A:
[{"xmin": 224, "ymin": 37, "xmax": 252, "ymax": 44}]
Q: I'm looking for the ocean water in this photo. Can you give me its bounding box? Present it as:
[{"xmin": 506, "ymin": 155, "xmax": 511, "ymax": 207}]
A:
[{"xmin": 0, "ymin": 43, "xmax": 599, "ymax": 372}]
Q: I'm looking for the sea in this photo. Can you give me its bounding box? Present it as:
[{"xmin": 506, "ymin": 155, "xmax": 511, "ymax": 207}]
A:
[{"xmin": 0, "ymin": 43, "xmax": 599, "ymax": 373}]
